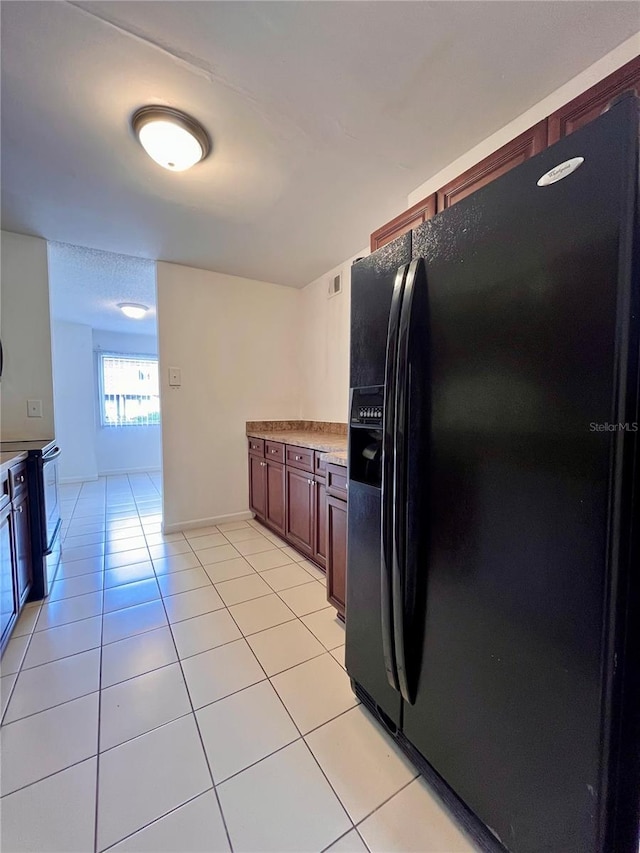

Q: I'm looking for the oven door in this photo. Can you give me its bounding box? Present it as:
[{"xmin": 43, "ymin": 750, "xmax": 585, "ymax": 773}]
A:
[{"xmin": 42, "ymin": 445, "xmax": 62, "ymax": 552}]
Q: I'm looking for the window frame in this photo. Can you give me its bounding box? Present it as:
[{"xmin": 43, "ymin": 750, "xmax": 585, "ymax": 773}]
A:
[{"xmin": 97, "ymin": 351, "xmax": 160, "ymax": 428}]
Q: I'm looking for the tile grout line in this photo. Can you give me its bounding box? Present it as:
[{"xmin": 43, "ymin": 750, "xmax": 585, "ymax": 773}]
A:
[
  {"xmin": 353, "ymin": 775, "xmax": 418, "ymax": 833},
  {"xmin": 92, "ymin": 487, "xmax": 109, "ymax": 853},
  {"xmin": 4, "ymin": 481, "xmax": 355, "ymax": 848},
  {"xmin": 210, "ymin": 540, "xmax": 359, "ymax": 848},
  {"xmin": 97, "ymin": 786, "xmax": 217, "ymax": 852},
  {"xmin": 7, "ymin": 541, "xmax": 339, "ymax": 710},
  {"xmin": 152, "ymin": 574, "xmax": 237, "ymax": 853}
]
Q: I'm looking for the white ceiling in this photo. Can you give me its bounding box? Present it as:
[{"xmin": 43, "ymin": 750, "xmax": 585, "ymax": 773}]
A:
[
  {"xmin": 48, "ymin": 242, "xmax": 157, "ymax": 335},
  {"xmin": 2, "ymin": 2, "xmax": 639, "ymax": 287}
]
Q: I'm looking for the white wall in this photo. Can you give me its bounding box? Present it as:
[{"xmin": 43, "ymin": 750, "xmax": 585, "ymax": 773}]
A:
[
  {"xmin": 298, "ymin": 248, "xmax": 367, "ymax": 423},
  {"xmin": 51, "ymin": 321, "xmax": 98, "ymax": 482},
  {"xmin": 93, "ymin": 329, "xmax": 161, "ymax": 476},
  {"xmin": 0, "ymin": 231, "xmax": 54, "ymax": 440},
  {"xmin": 157, "ymin": 262, "xmax": 301, "ymax": 531}
]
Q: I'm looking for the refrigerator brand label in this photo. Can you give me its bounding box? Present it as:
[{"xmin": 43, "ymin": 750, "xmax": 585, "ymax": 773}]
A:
[{"xmin": 537, "ymin": 157, "xmax": 584, "ymax": 186}]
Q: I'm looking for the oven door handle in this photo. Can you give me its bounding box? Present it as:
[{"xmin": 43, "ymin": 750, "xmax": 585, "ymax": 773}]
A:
[
  {"xmin": 43, "ymin": 446, "xmax": 62, "ymax": 462},
  {"xmin": 44, "ymin": 518, "xmax": 62, "ymax": 555}
]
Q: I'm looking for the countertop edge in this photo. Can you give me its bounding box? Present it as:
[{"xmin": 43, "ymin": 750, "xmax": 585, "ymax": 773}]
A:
[
  {"xmin": 246, "ymin": 429, "xmax": 347, "ymax": 455},
  {"xmin": 0, "ymin": 450, "xmax": 28, "ymax": 477},
  {"xmin": 322, "ymin": 451, "xmax": 347, "ymax": 467}
]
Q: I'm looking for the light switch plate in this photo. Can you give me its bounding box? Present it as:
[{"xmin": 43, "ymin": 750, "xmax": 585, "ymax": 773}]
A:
[
  {"xmin": 168, "ymin": 367, "xmax": 181, "ymax": 387},
  {"xmin": 27, "ymin": 399, "xmax": 43, "ymax": 418}
]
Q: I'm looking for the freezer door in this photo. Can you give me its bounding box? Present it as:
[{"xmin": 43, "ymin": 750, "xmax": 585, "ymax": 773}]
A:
[
  {"xmin": 350, "ymin": 233, "xmax": 411, "ymax": 389},
  {"xmin": 403, "ymin": 97, "xmax": 639, "ymax": 853}
]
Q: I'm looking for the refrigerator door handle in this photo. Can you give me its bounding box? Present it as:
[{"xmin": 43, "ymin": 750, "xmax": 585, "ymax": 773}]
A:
[
  {"xmin": 392, "ymin": 257, "xmax": 425, "ymax": 705},
  {"xmin": 381, "ymin": 263, "xmax": 409, "ymax": 694}
]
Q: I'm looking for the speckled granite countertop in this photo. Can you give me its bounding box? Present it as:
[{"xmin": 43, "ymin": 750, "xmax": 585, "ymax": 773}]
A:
[
  {"xmin": 247, "ymin": 429, "xmax": 347, "ymax": 454},
  {"xmin": 323, "ymin": 449, "xmax": 347, "ymax": 467},
  {"xmin": 246, "ymin": 420, "xmax": 347, "ymax": 462},
  {"xmin": 0, "ymin": 450, "xmax": 27, "ymax": 475}
]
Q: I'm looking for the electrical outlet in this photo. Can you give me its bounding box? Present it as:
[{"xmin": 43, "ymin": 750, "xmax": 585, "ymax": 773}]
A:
[
  {"xmin": 168, "ymin": 367, "xmax": 181, "ymax": 387},
  {"xmin": 27, "ymin": 399, "xmax": 43, "ymax": 418}
]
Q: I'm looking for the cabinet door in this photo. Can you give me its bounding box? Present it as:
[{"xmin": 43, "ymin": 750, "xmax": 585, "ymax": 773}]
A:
[
  {"xmin": 370, "ymin": 194, "xmax": 437, "ymax": 252},
  {"xmin": 13, "ymin": 492, "xmax": 32, "ymax": 607},
  {"xmin": 249, "ymin": 455, "xmax": 266, "ymax": 520},
  {"xmin": 0, "ymin": 502, "xmax": 17, "ymax": 650},
  {"xmin": 285, "ymin": 467, "xmax": 314, "ymax": 555},
  {"xmin": 437, "ymin": 120, "xmax": 548, "ymax": 210},
  {"xmin": 548, "ymin": 56, "xmax": 640, "ymax": 144},
  {"xmin": 312, "ymin": 478, "xmax": 327, "ymax": 571},
  {"xmin": 326, "ymin": 495, "xmax": 347, "ymax": 619},
  {"xmin": 265, "ymin": 460, "xmax": 285, "ymax": 535}
]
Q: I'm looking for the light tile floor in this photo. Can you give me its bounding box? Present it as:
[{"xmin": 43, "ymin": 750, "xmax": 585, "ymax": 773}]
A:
[{"xmin": 0, "ymin": 473, "xmax": 477, "ymax": 853}]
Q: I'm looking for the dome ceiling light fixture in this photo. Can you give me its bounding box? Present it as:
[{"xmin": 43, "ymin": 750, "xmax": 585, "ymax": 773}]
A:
[
  {"xmin": 131, "ymin": 105, "xmax": 211, "ymax": 172},
  {"xmin": 118, "ymin": 302, "xmax": 149, "ymax": 320}
]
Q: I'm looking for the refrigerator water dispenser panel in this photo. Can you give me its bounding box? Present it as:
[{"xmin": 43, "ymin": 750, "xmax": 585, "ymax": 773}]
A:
[
  {"xmin": 351, "ymin": 386, "xmax": 384, "ymax": 429},
  {"xmin": 350, "ymin": 386, "xmax": 383, "ymax": 488}
]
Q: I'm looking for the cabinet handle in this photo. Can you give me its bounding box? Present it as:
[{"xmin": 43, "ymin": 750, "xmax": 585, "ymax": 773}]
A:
[
  {"xmin": 14, "ymin": 505, "xmax": 23, "ymax": 513},
  {"xmin": 271, "ymin": 449, "xmax": 277, "ymax": 454},
  {"xmin": 295, "ymin": 455, "xmax": 301, "ymax": 460}
]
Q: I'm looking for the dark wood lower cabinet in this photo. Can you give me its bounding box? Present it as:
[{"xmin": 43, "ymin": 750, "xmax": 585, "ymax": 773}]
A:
[
  {"xmin": 265, "ymin": 460, "xmax": 285, "ymax": 535},
  {"xmin": 326, "ymin": 494, "xmax": 347, "ymax": 620},
  {"xmin": 248, "ymin": 438, "xmax": 347, "ymax": 618},
  {"xmin": 0, "ymin": 500, "xmax": 17, "ymax": 651},
  {"xmin": 312, "ymin": 478, "xmax": 327, "ymax": 570},
  {"xmin": 13, "ymin": 491, "xmax": 32, "ymax": 607},
  {"xmin": 0, "ymin": 463, "xmax": 34, "ymax": 653},
  {"xmin": 248, "ymin": 455, "xmax": 267, "ymax": 520},
  {"xmin": 285, "ymin": 467, "xmax": 314, "ymax": 556}
]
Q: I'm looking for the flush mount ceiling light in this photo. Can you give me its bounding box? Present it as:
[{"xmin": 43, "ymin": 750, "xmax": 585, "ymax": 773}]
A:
[
  {"xmin": 118, "ymin": 302, "xmax": 148, "ymax": 320},
  {"xmin": 131, "ymin": 105, "xmax": 211, "ymax": 172}
]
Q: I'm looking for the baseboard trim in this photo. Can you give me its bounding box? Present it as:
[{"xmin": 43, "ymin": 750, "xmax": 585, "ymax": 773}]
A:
[
  {"xmin": 97, "ymin": 467, "xmax": 162, "ymax": 477},
  {"xmin": 59, "ymin": 475, "xmax": 99, "ymax": 485},
  {"xmin": 163, "ymin": 510, "xmax": 254, "ymax": 534}
]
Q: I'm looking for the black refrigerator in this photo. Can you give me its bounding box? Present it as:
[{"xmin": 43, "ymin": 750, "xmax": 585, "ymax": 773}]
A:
[{"xmin": 345, "ymin": 94, "xmax": 639, "ymax": 853}]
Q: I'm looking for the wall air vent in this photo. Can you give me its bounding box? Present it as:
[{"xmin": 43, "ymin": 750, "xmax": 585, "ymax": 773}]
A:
[{"xmin": 328, "ymin": 272, "xmax": 342, "ymax": 298}]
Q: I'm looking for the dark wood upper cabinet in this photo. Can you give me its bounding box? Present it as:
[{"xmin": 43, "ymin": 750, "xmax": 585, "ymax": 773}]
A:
[
  {"xmin": 548, "ymin": 55, "xmax": 640, "ymax": 144},
  {"xmin": 248, "ymin": 454, "xmax": 266, "ymax": 520},
  {"xmin": 285, "ymin": 466, "xmax": 314, "ymax": 555},
  {"xmin": 265, "ymin": 460, "xmax": 285, "ymax": 535},
  {"xmin": 437, "ymin": 120, "xmax": 548, "ymax": 211},
  {"xmin": 326, "ymin": 494, "xmax": 347, "ymax": 620},
  {"xmin": 371, "ymin": 57, "xmax": 640, "ymax": 246},
  {"xmin": 370, "ymin": 194, "xmax": 436, "ymax": 253}
]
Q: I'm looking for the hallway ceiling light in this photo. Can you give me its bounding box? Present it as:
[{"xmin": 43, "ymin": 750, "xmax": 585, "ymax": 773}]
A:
[
  {"xmin": 131, "ymin": 105, "xmax": 211, "ymax": 172},
  {"xmin": 118, "ymin": 302, "xmax": 148, "ymax": 320}
]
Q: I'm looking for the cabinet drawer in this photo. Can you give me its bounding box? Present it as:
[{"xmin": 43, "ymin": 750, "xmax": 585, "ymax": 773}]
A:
[
  {"xmin": 265, "ymin": 441, "xmax": 285, "ymax": 464},
  {"xmin": 248, "ymin": 437, "xmax": 265, "ymax": 457},
  {"xmin": 314, "ymin": 452, "xmax": 327, "ymax": 480},
  {"xmin": 9, "ymin": 462, "xmax": 27, "ymax": 499},
  {"xmin": 286, "ymin": 445, "xmax": 314, "ymax": 473},
  {"xmin": 326, "ymin": 464, "xmax": 348, "ymax": 500}
]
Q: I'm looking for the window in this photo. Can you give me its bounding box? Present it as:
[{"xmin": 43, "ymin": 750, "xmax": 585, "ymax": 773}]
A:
[{"xmin": 99, "ymin": 353, "xmax": 160, "ymax": 427}]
